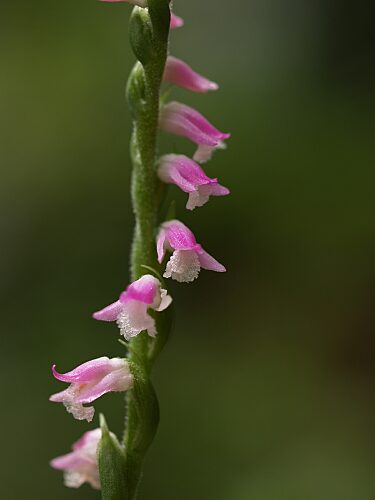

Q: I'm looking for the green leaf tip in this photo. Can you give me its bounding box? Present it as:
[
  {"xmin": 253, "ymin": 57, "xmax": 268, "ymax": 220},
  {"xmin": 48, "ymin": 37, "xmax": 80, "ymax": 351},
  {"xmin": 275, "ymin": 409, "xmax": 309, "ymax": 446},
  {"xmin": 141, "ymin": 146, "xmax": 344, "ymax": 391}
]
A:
[
  {"xmin": 98, "ymin": 415, "xmax": 128, "ymax": 500},
  {"xmin": 140, "ymin": 264, "xmax": 163, "ymax": 281}
]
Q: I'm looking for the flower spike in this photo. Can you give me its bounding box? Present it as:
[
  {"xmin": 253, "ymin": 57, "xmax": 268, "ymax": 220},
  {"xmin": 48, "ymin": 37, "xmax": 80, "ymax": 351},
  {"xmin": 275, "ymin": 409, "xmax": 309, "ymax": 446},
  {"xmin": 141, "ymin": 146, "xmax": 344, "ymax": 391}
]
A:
[
  {"xmin": 163, "ymin": 56, "xmax": 218, "ymax": 93},
  {"xmin": 159, "ymin": 101, "xmax": 230, "ymax": 163},
  {"xmin": 93, "ymin": 274, "xmax": 172, "ymax": 340},
  {"xmin": 49, "ymin": 357, "xmax": 133, "ymax": 422},
  {"xmin": 157, "ymin": 220, "xmax": 226, "ymax": 282},
  {"xmin": 50, "ymin": 428, "xmax": 102, "ymax": 490},
  {"xmin": 158, "ymin": 154, "xmax": 230, "ymax": 210}
]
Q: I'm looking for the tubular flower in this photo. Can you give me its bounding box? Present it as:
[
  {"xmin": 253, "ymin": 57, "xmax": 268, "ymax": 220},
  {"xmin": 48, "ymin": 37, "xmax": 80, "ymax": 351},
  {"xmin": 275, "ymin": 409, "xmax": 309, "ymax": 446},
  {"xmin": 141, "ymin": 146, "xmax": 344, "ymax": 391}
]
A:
[
  {"xmin": 158, "ymin": 154, "xmax": 230, "ymax": 210},
  {"xmin": 159, "ymin": 101, "xmax": 230, "ymax": 163},
  {"xmin": 49, "ymin": 357, "xmax": 133, "ymax": 422},
  {"xmin": 157, "ymin": 219, "xmax": 226, "ymax": 282},
  {"xmin": 163, "ymin": 56, "xmax": 218, "ymax": 93},
  {"xmin": 93, "ymin": 274, "xmax": 172, "ymax": 340},
  {"xmin": 170, "ymin": 12, "xmax": 184, "ymax": 29},
  {"xmin": 50, "ymin": 429, "xmax": 102, "ymax": 490}
]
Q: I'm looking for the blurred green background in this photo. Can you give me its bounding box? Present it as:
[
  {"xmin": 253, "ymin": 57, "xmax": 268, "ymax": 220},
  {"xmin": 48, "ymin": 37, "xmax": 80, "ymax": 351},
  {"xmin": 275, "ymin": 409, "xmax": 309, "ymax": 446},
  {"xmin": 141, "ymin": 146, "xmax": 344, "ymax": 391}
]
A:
[{"xmin": 1, "ymin": 0, "xmax": 375, "ymax": 498}]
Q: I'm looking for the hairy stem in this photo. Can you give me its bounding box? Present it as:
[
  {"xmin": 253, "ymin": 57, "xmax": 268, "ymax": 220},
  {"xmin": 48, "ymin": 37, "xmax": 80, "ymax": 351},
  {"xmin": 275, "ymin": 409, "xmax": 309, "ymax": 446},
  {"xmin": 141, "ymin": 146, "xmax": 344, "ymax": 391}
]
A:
[{"xmin": 122, "ymin": 2, "xmax": 171, "ymax": 499}]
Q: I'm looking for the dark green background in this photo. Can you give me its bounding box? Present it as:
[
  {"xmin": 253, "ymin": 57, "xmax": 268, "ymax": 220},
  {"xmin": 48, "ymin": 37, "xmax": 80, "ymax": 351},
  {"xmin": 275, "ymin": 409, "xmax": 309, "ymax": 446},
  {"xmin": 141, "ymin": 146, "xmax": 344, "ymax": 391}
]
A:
[{"xmin": 1, "ymin": 0, "xmax": 375, "ymax": 498}]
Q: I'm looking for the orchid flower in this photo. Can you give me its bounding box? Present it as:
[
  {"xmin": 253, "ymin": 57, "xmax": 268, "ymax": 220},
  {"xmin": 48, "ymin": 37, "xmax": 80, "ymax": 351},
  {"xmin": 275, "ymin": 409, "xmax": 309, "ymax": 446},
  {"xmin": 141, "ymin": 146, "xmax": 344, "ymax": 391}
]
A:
[
  {"xmin": 158, "ymin": 154, "xmax": 230, "ymax": 210},
  {"xmin": 159, "ymin": 101, "xmax": 230, "ymax": 163},
  {"xmin": 49, "ymin": 357, "xmax": 133, "ymax": 422},
  {"xmin": 157, "ymin": 219, "xmax": 226, "ymax": 282},
  {"xmin": 50, "ymin": 429, "xmax": 102, "ymax": 490},
  {"xmin": 163, "ymin": 56, "xmax": 218, "ymax": 93},
  {"xmin": 93, "ymin": 274, "xmax": 172, "ymax": 339}
]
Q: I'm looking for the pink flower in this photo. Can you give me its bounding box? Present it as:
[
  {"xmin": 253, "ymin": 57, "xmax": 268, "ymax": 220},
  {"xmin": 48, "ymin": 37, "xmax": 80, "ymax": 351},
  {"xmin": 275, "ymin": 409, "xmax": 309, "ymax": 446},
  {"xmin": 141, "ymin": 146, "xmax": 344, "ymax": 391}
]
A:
[
  {"xmin": 49, "ymin": 357, "xmax": 133, "ymax": 422},
  {"xmin": 158, "ymin": 154, "xmax": 230, "ymax": 210},
  {"xmin": 157, "ymin": 220, "xmax": 226, "ymax": 282},
  {"xmin": 50, "ymin": 428, "xmax": 102, "ymax": 490},
  {"xmin": 93, "ymin": 274, "xmax": 172, "ymax": 340},
  {"xmin": 159, "ymin": 101, "xmax": 230, "ymax": 163},
  {"xmin": 163, "ymin": 56, "xmax": 218, "ymax": 93},
  {"xmin": 170, "ymin": 12, "xmax": 184, "ymax": 29}
]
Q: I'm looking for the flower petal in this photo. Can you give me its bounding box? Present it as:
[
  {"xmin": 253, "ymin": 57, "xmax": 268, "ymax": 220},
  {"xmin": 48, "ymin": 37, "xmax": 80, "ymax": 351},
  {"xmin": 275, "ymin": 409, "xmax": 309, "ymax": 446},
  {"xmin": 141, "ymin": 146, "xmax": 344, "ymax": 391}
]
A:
[
  {"xmin": 64, "ymin": 401, "xmax": 95, "ymax": 422},
  {"xmin": 210, "ymin": 184, "xmax": 231, "ymax": 196},
  {"xmin": 120, "ymin": 274, "xmax": 159, "ymax": 305},
  {"xmin": 116, "ymin": 300, "xmax": 156, "ymax": 339},
  {"xmin": 155, "ymin": 288, "xmax": 173, "ymax": 311},
  {"xmin": 164, "ymin": 56, "xmax": 218, "ymax": 93},
  {"xmin": 158, "ymin": 154, "xmax": 210, "ymax": 191},
  {"xmin": 198, "ymin": 249, "xmax": 226, "ymax": 272},
  {"xmin": 156, "ymin": 226, "xmax": 167, "ymax": 263},
  {"xmin": 92, "ymin": 300, "xmax": 123, "ymax": 322},
  {"xmin": 74, "ymin": 367, "xmax": 133, "ymax": 404},
  {"xmin": 170, "ymin": 13, "xmax": 184, "ymax": 29},
  {"xmin": 51, "ymin": 357, "xmax": 113, "ymax": 383},
  {"xmin": 49, "ymin": 387, "xmax": 73, "ymax": 403},
  {"xmin": 50, "ymin": 452, "xmax": 92, "ymax": 471},
  {"xmin": 159, "ymin": 220, "xmax": 199, "ymax": 251},
  {"xmin": 159, "ymin": 101, "xmax": 230, "ymax": 150},
  {"xmin": 72, "ymin": 429, "xmax": 102, "ymax": 452},
  {"xmin": 163, "ymin": 250, "xmax": 201, "ymax": 282}
]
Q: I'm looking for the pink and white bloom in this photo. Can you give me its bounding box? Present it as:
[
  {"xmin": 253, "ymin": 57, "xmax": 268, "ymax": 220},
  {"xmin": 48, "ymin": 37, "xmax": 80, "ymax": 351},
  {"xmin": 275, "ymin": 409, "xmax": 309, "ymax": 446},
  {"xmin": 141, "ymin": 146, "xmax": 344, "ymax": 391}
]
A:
[
  {"xmin": 170, "ymin": 12, "xmax": 184, "ymax": 29},
  {"xmin": 50, "ymin": 428, "xmax": 102, "ymax": 490},
  {"xmin": 93, "ymin": 274, "xmax": 172, "ymax": 339},
  {"xmin": 157, "ymin": 220, "xmax": 226, "ymax": 282},
  {"xmin": 49, "ymin": 357, "xmax": 133, "ymax": 422},
  {"xmin": 163, "ymin": 56, "xmax": 218, "ymax": 93},
  {"xmin": 159, "ymin": 101, "xmax": 230, "ymax": 163},
  {"xmin": 158, "ymin": 154, "xmax": 230, "ymax": 210}
]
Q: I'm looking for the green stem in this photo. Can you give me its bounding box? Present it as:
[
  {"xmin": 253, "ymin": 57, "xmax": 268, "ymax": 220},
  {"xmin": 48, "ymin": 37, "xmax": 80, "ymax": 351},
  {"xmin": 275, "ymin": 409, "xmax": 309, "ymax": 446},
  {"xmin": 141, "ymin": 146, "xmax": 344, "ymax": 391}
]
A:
[{"xmin": 122, "ymin": 2, "xmax": 171, "ymax": 499}]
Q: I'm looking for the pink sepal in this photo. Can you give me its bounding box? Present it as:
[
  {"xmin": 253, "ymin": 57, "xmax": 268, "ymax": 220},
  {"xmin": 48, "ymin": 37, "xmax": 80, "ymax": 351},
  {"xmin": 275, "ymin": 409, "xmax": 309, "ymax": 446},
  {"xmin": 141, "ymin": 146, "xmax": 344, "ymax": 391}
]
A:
[
  {"xmin": 170, "ymin": 13, "xmax": 184, "ymax": 29},
  {"xmin": 51, "ymin": 357, "xmax": 115, "ymax": 383},
  {"xmin": 156, "ymin": 220, "xmax": 198, "ymax": 262},
  {"xmin": 92, "ymin": 300, "xmax": 123, "ymax": 322},
  {"xmin": 164, "ymin": 56, "xmax": 218, "ymax": 93},
  {"xmin": 119, "ymin": 274, "xmax": 159, "ymax": 304},
  {"xmin": 198, "ymin": 249, "xmax": 226, "ymax": 272}
]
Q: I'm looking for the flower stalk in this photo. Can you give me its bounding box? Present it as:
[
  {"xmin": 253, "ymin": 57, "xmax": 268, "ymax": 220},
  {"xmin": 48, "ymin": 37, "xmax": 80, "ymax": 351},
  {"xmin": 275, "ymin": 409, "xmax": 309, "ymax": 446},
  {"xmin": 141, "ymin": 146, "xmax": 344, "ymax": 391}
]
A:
[{"xmin": 123, "ymin": 2, "xmax": 172, "ymax": 497}]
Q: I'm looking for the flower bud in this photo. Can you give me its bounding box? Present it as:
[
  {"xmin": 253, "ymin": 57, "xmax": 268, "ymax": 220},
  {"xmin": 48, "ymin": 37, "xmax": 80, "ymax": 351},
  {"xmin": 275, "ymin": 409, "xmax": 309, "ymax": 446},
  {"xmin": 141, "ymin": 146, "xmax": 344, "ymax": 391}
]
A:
[{"xmin": 129, "ymin": 6, "xmax": 153, "ymax": 65}]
